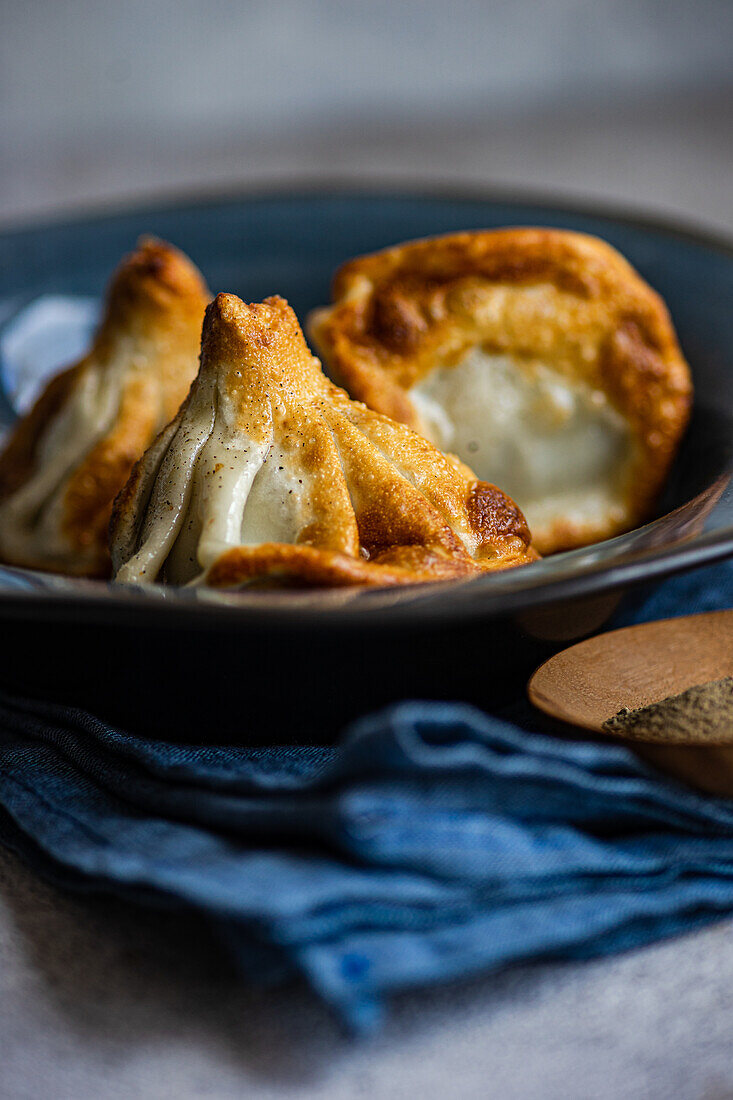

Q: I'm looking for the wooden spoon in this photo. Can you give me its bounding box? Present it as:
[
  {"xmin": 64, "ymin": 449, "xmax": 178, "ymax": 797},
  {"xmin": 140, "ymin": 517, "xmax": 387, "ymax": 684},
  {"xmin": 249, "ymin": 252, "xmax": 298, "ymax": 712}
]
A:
[{"xmin": 528, "ymin": 609, "xmax": 733, "ymax": 797}]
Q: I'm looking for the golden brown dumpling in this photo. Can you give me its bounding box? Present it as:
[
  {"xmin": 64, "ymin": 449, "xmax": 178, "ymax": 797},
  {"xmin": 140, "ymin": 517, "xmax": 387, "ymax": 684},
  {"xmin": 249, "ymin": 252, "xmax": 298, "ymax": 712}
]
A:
[
  {"xmin": 0, "ymin": 238, "xmax": 209, "ymax": 576},
  {"xmin": 308, "ymin": 228, "xmax": 693, "ymax": 554},
  {"xmin": 111, "ymin": 293, "xmax": 536, "ymax": 589}
]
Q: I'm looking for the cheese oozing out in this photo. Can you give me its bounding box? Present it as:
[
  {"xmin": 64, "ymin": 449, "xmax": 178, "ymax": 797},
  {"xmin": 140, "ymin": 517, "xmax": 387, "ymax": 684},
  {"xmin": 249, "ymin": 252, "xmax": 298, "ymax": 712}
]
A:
[{"xmin": 409, "ymin": 347, "xmax": 634, "ymax": 538}]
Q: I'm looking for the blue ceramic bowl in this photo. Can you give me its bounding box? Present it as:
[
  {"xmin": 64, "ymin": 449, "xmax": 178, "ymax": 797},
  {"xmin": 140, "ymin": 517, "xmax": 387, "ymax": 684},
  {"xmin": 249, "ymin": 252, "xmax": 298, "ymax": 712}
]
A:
[{"xmin": 0, "ymin": 189, "xmax": 731, "ymax": 738}]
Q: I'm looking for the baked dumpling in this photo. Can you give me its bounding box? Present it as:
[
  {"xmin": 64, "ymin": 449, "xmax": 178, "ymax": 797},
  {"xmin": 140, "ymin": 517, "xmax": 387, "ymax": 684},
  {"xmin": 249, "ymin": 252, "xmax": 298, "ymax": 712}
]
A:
[
  {"xmin": 308, "ymin": 228, "xmax": 693, "ymax": 554},
  {"xmin": 0, "ymin": 238, "xmax": 209, "ymax": 576},
  {"xmin": 111, "ymin": 293, "xmax": 535, "ymax": 588}
]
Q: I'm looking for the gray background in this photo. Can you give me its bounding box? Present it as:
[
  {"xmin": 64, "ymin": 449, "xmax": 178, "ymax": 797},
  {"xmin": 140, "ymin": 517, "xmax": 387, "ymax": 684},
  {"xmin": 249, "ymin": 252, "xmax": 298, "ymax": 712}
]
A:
[
  {"xmin": 1, "ymin": 3, "xmax": 733, "ymax": 1098},
  {"xmin": 1, "ymin": 0, "xmax": 732, "ymax": 232}
]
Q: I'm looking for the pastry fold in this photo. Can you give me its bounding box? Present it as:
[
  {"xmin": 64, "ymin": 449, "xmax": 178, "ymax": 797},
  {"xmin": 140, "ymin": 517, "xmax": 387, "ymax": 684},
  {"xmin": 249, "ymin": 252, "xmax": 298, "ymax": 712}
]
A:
[
  {"xmin": 308, "ymin": 228, "xmax": 692, "ymax": 553},
  {"xmin": 111, "ymin": 293, "xmax": 536, "ymax": 588},
  {"xmin": 0, "ymin": 239, "xmax": 209, "ymax": 576}
]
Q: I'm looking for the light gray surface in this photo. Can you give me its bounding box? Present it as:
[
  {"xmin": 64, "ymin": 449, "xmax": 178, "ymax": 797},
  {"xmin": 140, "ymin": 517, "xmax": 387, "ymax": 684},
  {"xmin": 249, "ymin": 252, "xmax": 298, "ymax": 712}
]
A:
[
  {"xmin": 2, "ymin": 844, "xmax": 733, "ymax": 1100},
  {"xmin": 3, "ymin": 4, "xmax": 733, "ymax": 1097}
]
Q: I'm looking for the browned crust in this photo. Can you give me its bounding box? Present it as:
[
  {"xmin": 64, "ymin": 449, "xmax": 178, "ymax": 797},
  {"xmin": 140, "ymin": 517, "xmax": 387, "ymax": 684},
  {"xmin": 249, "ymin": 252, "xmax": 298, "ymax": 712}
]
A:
[
  {"xmin": 466, "ymin": 480, "xmax": 532, "ymax": 546},
  {"xmin": 60, "ymin": 374, "xmax": 160, "ymax": 575},
  {"xmin": 309, "ymin": 228, "xmax": 693, "ymax": 552},
  {"xmin": 107, "ymin": 422, "xmax": 166, "ymax": 556},
  {"xmin": 0, "ymin": 238, "xmax": 209, "ymax": 575},
  {"xmin": 205, "ymin": 536, "xmax": 533, "ymax": 589}
]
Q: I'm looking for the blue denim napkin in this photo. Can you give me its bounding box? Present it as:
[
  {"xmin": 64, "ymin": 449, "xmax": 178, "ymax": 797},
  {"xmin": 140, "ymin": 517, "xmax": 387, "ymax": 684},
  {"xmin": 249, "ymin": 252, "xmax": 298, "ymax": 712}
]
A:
[{"xmin": 1, "ymin": 562, "xmax": 732, "ymax": 1030}]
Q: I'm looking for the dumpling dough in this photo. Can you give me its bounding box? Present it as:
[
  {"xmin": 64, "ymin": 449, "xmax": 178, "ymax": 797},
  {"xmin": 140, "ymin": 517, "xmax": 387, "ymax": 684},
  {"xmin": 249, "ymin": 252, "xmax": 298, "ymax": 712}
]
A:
[
  {"xmin": 0, "ymin": 239, "xmax": 209, "ymax": 576},
  {"xmin": 308, "ymin": 228, "xmax": 693, "ymax": 554},
  {"xmin": 111, "ymin": 293, "xmax": 536, "ymax": 589}
]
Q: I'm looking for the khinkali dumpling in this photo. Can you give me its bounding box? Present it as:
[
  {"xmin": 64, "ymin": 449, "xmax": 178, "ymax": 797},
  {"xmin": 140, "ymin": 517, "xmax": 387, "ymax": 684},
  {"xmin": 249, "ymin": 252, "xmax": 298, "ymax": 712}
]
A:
[
  {"xmin": 111, "ymin": 293, "xmax": 536, "ymax": 588},
  {"xmin": 0, "ymin": 239, "xmax": 209, "ymax": 575},
  {"xmin": 308, "ymin": 228, "xmax": 692, "ymax": 554}
]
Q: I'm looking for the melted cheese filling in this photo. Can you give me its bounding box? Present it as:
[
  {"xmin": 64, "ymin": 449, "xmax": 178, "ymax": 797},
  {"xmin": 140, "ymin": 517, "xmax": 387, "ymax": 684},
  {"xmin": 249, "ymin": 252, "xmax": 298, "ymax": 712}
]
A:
[{"xmin": 410, "ymin": 348, "xmax": 633, "ymax": 537}]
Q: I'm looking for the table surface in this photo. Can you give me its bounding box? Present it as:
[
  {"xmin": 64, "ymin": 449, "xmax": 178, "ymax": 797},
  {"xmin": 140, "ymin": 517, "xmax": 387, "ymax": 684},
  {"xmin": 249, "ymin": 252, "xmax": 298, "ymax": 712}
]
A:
[{"xmin": 3, "ymin": 843, "xmax": 733, "ymax": 1100}]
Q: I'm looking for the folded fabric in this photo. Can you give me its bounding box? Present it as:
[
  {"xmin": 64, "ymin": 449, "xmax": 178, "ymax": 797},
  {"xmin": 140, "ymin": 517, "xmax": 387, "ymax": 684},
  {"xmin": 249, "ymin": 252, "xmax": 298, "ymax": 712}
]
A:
[{"xmin": 1, "ymin": 561, "xmax": 733, "ymax": 1030}]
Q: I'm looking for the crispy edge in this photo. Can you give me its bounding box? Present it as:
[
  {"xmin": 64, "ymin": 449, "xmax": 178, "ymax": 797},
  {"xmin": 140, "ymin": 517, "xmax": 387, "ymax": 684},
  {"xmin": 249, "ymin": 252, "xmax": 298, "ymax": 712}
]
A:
[{"xmin": 205, "ymin": 543, "xmax": 475, "ymax": 589}]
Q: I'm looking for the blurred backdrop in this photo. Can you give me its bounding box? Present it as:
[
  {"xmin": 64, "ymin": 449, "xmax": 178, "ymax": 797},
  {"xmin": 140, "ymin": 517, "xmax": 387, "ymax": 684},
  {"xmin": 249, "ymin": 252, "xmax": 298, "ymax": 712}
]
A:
[{"xmin": 1, "ymin": 0, "xmax": 731, "ymax": 230}]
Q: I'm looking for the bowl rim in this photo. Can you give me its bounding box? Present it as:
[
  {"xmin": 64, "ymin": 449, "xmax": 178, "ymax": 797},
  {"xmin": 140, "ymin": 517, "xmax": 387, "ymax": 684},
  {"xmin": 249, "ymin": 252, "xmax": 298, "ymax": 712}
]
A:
[{"xmin": 2, "ymin": 176, "xmax": 732, "ymax": 257}]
